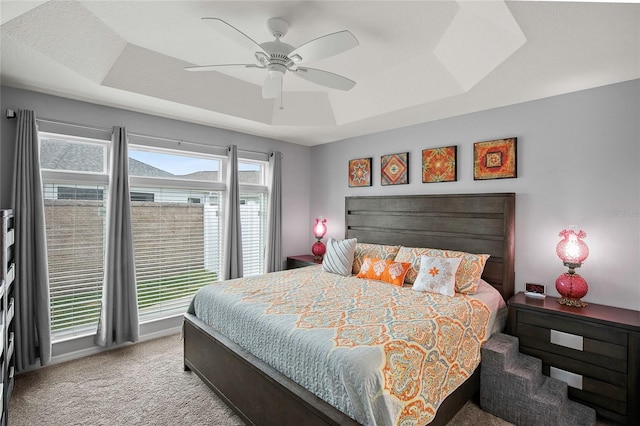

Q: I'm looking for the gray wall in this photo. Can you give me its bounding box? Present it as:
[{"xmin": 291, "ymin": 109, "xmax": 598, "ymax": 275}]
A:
[
  {"xmin": 310, "ymin": 79, "xmax": 640, "ymax": 311},
  {"xmin": 0, "ymin": 86, "xmax": 312, "ymax": 262},
  {"xmin": 2, "ymin": 82, "xmax": 639, "ymax": 314}
]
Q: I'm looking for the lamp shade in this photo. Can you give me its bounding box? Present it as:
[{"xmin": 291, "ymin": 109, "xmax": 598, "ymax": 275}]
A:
[
  {"xmin": 313, "ymin": 217, "xmax": 327, "ymax": 239},
  {"xmin": 556, "ymin": 229, "xmax": 589, "ymax": 265}
]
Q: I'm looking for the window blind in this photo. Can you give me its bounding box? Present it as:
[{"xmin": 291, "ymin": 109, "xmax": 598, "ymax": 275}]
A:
[
  {"xmin": 240, "ymin": 193, "xmax": 267, "ymax": 276},
  {"xmin": 132, "ymin": 187, "xmax": 222, "ymax": 321},
  {"xmin": 43, "ymin": 183, "xmax": 107, "ymax": 339}
]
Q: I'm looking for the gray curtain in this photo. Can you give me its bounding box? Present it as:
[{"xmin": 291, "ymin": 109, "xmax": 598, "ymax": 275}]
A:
[
  {"xmin": 95, "ymin": 126, "xmax": 139, "ymax": 347},
  {"xmin": 264, "ymin": 151, "xmax": 282, "ymax": 273},
  {"xmin": 222, "ymin": 145, "xmax": 243, "ymax": 280},
  {"xmin": 12, "ymin": 109, "xmax": 52, "ymax": 372}
]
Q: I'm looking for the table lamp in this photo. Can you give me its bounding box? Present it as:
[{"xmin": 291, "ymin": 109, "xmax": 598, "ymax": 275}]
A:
[
  {"xmin": 555, "ymin": 228, "xmax": 589, "ymax": 307},
  {"xmin": 311, "ymin": 217, "xmax": 327, "ymax": 260}
]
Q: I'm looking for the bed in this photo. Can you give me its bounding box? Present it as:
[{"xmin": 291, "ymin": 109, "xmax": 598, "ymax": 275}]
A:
[{"xmin": 183, "ymin": 193, "xmax": 515, "ymax": 426}]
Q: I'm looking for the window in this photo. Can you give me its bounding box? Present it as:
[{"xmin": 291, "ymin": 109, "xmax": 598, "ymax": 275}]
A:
[
  {"xmin": 128, "ymin": 147, "xmax": 225, "ymax": 322},
  {"xmin": 40, "ymin": 134, "xmax": 109, "ymax": 340},
  {"xmin": 128, "ymin": 149, "xmax": 269, "ymax": 319},
  {"xmin": 40, "ymin": 131, "xmax": 270, "ymax": 340}
]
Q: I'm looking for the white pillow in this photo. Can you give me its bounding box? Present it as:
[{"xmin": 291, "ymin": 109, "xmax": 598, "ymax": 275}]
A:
[
  {"xmin": 412, "ymin": 255, "xmax": 462, "ymax": 296},
  {"xmin": 322, "ymin": 237, "xmax": 357, "ymax": 276}
]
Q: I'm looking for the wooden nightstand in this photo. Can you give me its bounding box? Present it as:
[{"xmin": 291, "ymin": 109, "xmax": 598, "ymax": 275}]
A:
[
  {"xmin": 286, "ymin": 255, "xmax": 322, "ymax": 270},
  {"xmin": 507, "ymin": 292, "xmax": 640, "ymax": 425}
]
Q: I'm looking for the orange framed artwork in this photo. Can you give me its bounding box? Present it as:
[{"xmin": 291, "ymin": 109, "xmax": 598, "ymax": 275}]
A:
[
  {"xmin": 422, "ymin": 146, "xmax": 457, "ymax": 183},
  {"xmin": 473, "ymin": 138, "xmax": 517, "ymax": 180},
  {"xmin": 348, "ymin": 158, "xmax": 372, "ymax": 187}
]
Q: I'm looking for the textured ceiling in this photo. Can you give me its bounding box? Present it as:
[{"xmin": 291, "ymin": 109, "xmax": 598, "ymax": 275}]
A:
[{"xmin": 1, "ymin": 1, "xmax": 639, "ymax": 146}]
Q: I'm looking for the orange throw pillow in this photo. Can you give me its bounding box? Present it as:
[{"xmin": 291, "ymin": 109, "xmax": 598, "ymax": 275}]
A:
[{"xmin": 356, "ymin": 257, "xmax": 411, "ymax": 286}]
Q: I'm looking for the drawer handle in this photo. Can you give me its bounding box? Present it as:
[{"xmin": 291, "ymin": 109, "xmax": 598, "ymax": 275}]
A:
[
  {"xmin": 550, "ymin": 366, "xmax": 583, "ymax": 390},
  {"xmin": 550, "ymin": 329, "xmax": 583, "ymax": 351}
]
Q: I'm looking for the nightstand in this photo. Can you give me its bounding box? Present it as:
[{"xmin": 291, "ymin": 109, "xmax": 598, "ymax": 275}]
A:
[
  {"xmin": 286, "ymin": 255, "xmax": 322, "ymax": 270},
  {"xmin": 507, "ymin": 292, "xmax": 640, "ymax": 425}
]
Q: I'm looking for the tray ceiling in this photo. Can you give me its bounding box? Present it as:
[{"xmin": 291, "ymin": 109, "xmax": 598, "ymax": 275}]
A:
[{"xmin": 1, "ymin": 1, "xmax": 638, "ymax": 145}]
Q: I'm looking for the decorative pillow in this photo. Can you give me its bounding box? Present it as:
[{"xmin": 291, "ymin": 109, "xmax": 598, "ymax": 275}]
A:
[
  {"xmin": 412, "ymin": 255, "xmax": 463, "ymax": 296},
  {"xmin": 322, "ymin": 237, "xmax": 357, "ymax": 276},
  {"xmin": 352, "ymin": 243, "xmax": 401, "ymax": 275},
  {"xmin": 356, "ymin": 257, "xmax": 411, "ymax": 286},
  {"xmin": 394, "ymin": 246, "xmax": 489, "ymax": 293}
]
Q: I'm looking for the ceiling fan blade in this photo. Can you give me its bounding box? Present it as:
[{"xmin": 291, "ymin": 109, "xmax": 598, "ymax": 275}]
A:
[
  {"xmin": 262, "ymin": 75, "xmax": 282, "ymax": 99},
  {"xmin": 185, "ymin": 64, "xmax": 261, "ymax": 72},
  {"xmin": 202, "ymin": 17, "xmax": 268, "ymax": 55},
  {"xmin": 289, "ymin": 30, "xmax": 358, "ymax": 63},
  {"xmin": 294, "ymin": 67, "xmax": 356, "ymax": 91}
]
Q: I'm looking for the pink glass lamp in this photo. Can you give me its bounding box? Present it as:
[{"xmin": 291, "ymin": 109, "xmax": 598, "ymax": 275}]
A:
[
  {"xmin": 311, "ymin": 217, "xmax": 327, "ymax": 260},
  {"xmin": 555, "ymin": 228, "xmax": 589, "ymax": 307}
]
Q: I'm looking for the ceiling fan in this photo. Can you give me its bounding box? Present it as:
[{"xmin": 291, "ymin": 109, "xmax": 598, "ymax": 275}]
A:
[{"xmin": 185, "ymin": 17, "xmax": 359, "ymax": 99}]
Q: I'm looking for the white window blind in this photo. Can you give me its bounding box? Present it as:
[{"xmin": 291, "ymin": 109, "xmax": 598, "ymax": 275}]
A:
[
  {"xmin": 44, "ymin": 184, "xmax": 107, "ymax": 338},
  {"xmin": 240, "ymin": 193, "xmax": 267, "ymax": 276},
  {"xmin": 131, "ymin": 187, "xmax": 222, "ymax": 321},
  {"xmin": 238, "ymin": 160, "xmax": 268, "ymax": 276}
]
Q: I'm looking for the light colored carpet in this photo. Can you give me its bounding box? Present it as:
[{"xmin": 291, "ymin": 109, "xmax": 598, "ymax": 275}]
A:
[{"xmin": 10, "ymin": 333, "xmax": 512, "ymax": 425}]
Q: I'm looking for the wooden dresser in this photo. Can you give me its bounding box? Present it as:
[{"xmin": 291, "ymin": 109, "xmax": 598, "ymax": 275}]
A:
[{"xmin": 508, "ymin": 292, "xmax": 640, "ymax": 424}]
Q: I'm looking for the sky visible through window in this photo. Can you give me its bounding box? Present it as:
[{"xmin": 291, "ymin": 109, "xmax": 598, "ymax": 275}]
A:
[{"xmin": 129, "ymin": 150, "xmax": 259, "ymax": 176}]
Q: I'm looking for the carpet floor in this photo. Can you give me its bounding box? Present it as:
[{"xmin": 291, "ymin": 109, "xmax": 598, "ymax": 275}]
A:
[{"xmin": 10, "ymin": 333, "xmax": 512, "ymax": 425}]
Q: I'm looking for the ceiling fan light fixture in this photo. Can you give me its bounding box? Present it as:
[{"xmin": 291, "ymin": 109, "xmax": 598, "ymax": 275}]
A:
[{"xmin": 268, "ymin": 64, "xmax": 286, "ymax": 78}]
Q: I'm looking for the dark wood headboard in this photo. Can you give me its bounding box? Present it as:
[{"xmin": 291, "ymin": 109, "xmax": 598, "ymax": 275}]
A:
[{"xmin": 345, "ymin": 193, "xmax": 515, "ymax": 300}]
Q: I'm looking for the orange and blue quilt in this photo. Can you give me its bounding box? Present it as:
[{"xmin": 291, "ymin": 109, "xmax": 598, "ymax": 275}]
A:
[{"xmin": 189, "ymin": 265, "xmax": 492, "ymax": 425}]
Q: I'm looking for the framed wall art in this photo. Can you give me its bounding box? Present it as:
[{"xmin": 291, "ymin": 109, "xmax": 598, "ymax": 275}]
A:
[
  {"xmin": 381, "ymin": 152, "xmax": 409, "ymax": 186},
  {"xmin": 473, "ymin": 137, "xmax": 517, "ymax": 180},
  {"xmin": 348, "ymin": 157, "xmax": 372, "ymax": 187},
  {"xmin": 422, "ymin": 146, "xmax": 457, "ymax": 183}
]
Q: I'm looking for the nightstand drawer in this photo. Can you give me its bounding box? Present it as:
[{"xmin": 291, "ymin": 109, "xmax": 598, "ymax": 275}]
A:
[
  {"xmin": 516, "ymin": 322, "xmax": 627, "ymax": 361},
  {"xmin": 521, "ymin": 345, "xmax": 628, "ymax": 392},
  {"xmin": 516, "ymin": 313, "xmax": 628, "ymax": 372},
  {"xmin": 517, "ymin": 310, "xmax": 628, "ymax": 346}
]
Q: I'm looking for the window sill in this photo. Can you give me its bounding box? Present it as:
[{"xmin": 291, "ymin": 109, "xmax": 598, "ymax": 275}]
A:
[{"xmin": 41, "ymin": 314, "xmax": 185, "ymax": 372}]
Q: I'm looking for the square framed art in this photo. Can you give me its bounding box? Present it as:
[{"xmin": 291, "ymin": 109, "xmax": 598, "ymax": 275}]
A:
[
  {"xmin": 381, "ymin": 152, "xmax": 409, "ymax": 186},
  {"xmin": 422, "ymin": 146, "xmax": 457, "ymax": 183},
  {"xmin": 473, "ymin": 137, "xmax": 517, "ymax": 180},
  {"xmin": 348, "ymin": 158, "xmax": 372, "ymax": 187}
]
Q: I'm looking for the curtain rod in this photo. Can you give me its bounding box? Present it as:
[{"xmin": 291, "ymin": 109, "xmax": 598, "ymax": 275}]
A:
[
  {"xmin": 6, "ymin": 111, "xmax": 272, "ymax": 158},
  {"xmin": 128, "ymin": 131, "xmax": 271, "ymax": 158}
]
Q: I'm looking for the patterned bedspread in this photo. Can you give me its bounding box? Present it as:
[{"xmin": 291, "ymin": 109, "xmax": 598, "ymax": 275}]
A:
[{"xmin": 188, "ymin": 265, "xmax": 494, "ymax": 426}]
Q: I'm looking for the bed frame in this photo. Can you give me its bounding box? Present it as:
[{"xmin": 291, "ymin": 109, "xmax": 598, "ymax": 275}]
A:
[{"xmin": 184, "ymin": 193, "xmax": 515, "ymax": 425}]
